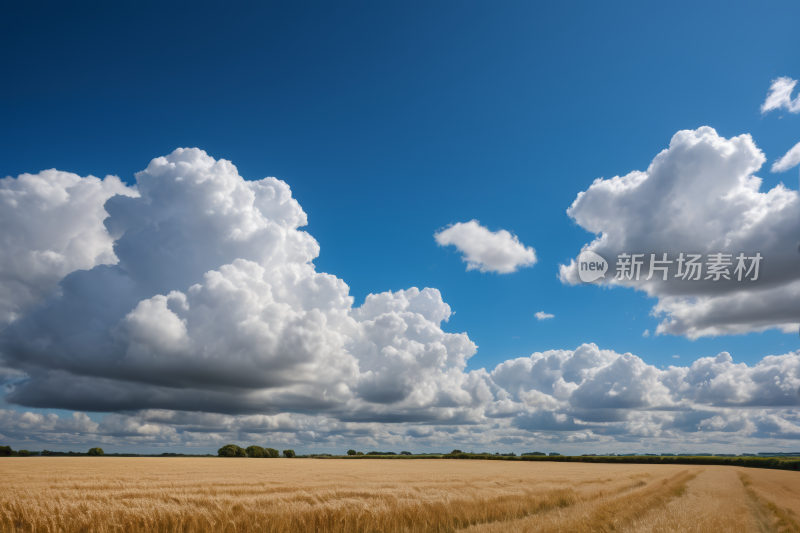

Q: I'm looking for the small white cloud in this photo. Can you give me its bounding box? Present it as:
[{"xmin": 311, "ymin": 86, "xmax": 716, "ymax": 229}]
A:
[
  {"xmin": 672, "ymin": 355, "xmax": 680, "ymax": 359},
  {"xmin": 642, "ymin": 329, "xmax": 650, "ymax": 338},
  {"xmin": 535, "ymin": 311, "xmax": 554, "ymax": 321},
  {"xmin": 772, "ymin": 141, "xmax": 800, "ymax": 173},
  {"xmin": 434, "ymin": 220, "xmax": 536, "ymax": 274},
  {"xmin": 761, "ymin": 77, "xmax": 800, "ymax": 114}
]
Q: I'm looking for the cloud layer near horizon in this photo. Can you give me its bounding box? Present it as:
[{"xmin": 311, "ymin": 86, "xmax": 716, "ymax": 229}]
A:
[
  {"xmin": 1, "ymin": 148, "xmax": 799, "ymax": 452},
  {"xmin": 2, "ymin": 344, "xmax": 799, "ymax": 452}
]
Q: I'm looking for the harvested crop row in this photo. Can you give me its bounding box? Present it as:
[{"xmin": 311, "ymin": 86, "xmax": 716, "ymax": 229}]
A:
[
  {"xmin": 738, "ymin": 472, "xmax": 800, "ymax": 532},
  {"xmin": 464, "ymin": 469, "xmax": 699, "ymax": 533}
]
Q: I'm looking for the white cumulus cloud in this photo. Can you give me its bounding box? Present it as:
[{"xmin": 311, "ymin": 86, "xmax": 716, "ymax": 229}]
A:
[
  {"xmin": 434, "ymin": 220, "xmax": 536, "ymax": 274},
  {"xmin": 559, "ymin": 127, "xmax": 800, "ymax": 339},
  {"xmin": 535, "ymin": 311, "xmax": 554, "ymax": 321},
  {"xmin": 0, "ymin": 149, "xmax": 477, "ymax": 422}
]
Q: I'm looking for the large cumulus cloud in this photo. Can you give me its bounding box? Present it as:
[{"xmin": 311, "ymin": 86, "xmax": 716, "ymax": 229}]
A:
[
  {"xmin": 2, "ymin": 147, "xmax": 800, "ymax": 452},
  {"xmin": 559, "ymin": 126, "xmax": 800, "ymax": 338},
  {"xmin": 1, "ymin": 149, "xmax": 479, "ymax": 423}
]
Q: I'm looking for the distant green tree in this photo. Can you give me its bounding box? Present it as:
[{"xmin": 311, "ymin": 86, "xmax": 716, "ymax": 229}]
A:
[
  {"xmin": 400, "ymin": 451, "xmax": 412, "ymax": 455},
  {"xmin": 347, "ymin": 449, "xmax": 357, "ymax": 456},
  {"xmin": 451, "ymin": 449, "xmax": 463, "ymax": 454},
  {"xmin": 246, "ymin": 445, "xmax": 266, "ymax": 458},
  {"xmin": 18, "ymin": 450, "xmax": 31, "ymax": 457},
  {"xmin": 356, "ymin": 451, "xmax": 364, "ymax": 455},
  {"xmin": 265, "ymin": 447, "xmax": 280, "ymax": 458},
  {"xmin": 1, "ymin": 445, "xmax": 12, "ymax": 456},
  {"xmin": 87, "ymin": 447, "xmax": 104, "ymax": 456},
  {"xmin": 283, "ymin": 449, "xmax": 296, "ymax": 458},
  {"xmin": 218, "ymin": 444, "xmax": 247, "ymax": 457}
]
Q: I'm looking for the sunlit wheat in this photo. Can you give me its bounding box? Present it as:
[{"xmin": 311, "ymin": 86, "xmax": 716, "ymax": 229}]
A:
[{"xmin": 2, "ymin": 459, "xmax": 799, "ymax": 533}]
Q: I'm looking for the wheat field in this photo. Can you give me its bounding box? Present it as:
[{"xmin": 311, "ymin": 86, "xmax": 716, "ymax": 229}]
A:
[{"xmin": 1, "ymin": 458, "xmax": 798, "ymax": 533}]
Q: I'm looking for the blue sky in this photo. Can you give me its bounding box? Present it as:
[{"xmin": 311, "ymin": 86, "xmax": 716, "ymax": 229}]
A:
[{"xmin": 1, "ymin": 1, "xmax": 800, "ymax": 454}]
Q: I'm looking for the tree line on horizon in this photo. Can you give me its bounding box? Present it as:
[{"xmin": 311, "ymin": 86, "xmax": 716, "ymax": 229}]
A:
[
  {"xmin": 218, "ymin": 444, "xmax": 296, "ymax": 458},
  {"xmin": 1, "ymin": 445, "xmax": 105, "ymax": 457},
  {"xmin": 347, "ymin": 449, "xmax": 413, "ymax": 456},
  {"xmin": 7, "ymin": 443, "xmax": 797, "ymax": 459}
]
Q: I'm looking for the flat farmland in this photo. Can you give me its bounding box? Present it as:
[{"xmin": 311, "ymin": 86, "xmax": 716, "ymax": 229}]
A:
[{"xmin": 1, "ymin": 458, "xmax": 799, "ymax": 533}]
